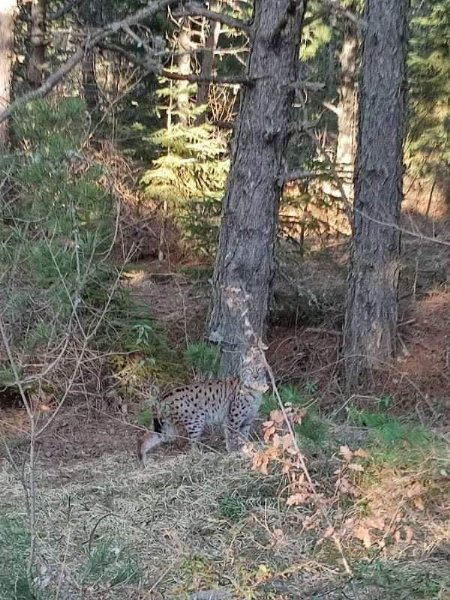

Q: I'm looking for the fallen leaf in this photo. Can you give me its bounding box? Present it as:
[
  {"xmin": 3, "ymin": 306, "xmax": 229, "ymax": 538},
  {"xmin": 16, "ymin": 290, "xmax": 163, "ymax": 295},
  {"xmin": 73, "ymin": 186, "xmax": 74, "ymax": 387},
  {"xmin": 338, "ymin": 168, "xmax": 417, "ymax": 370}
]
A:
[
  {"xmin": 270, "ymin": 410, "xmax": 285, "ymax": 424},
  {"xmin": 286, "ymin": 492, "xmax": 308, "ymax": 506},
  {"xmin": 340, "ymin": 445, "xmax": 353, "ymax": 462},
  {"xmin": 404, "ymin": 525, "xmax": 414, "ymax": 544},
  {"xmin": 348, "ymin": 462, "xmax": 364, "ymax": 472},
  {"xmin": 413, "ymin": 496, "xmax": 425, "ymax": 511},
  {"xmin": 364, "ymin": 517, "xmax": 385, "ymax": 531},
  {"xmin": 354, "ymin": 526, "xmax": 372, "ymax": 548},
  {"xmin": 354, "ymin": 448, "xmax": 369, "ymax": 458}
]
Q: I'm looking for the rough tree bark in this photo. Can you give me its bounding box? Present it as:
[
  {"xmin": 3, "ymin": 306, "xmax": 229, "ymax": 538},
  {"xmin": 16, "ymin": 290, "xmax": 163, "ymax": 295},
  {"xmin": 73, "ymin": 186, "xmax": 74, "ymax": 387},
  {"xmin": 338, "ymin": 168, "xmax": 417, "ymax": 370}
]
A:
[
  {"xmin": 343, "ymin": 0, "xmax": 408, "ymax": 386},
  {"xmin": 26, "ymin": 0, "xmax": 46, "ymax": 88},
  {"xmin": 195, "ymin": 0, "xmax": 221, "ymax": 124},
  {"xmin": 336, "ymin": 6, "xmax": 358, "ymax": 203},
  {"xmin": 208, "ymin": 0, "xmax": 308, "ymax": 376},
  {"xmin": 0, "ymin": 0, "xmax": 17, "ymax": 148}
]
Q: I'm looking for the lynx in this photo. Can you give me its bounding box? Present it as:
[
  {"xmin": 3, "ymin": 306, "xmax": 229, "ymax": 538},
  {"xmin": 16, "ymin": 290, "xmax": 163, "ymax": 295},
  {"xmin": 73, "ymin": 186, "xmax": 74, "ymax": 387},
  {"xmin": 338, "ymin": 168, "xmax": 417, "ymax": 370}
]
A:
[{"xmin": 137, "ymin": 378, "xmax": 266, "ymax": 463}]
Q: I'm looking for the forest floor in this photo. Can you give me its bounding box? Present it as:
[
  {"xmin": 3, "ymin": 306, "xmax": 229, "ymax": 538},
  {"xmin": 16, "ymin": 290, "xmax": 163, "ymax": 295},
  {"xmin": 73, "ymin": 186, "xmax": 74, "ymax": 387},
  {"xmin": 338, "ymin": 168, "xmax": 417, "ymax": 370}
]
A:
[{"xmin": 1, "ymin": 205, "xmax": 450, "ymax": 599}]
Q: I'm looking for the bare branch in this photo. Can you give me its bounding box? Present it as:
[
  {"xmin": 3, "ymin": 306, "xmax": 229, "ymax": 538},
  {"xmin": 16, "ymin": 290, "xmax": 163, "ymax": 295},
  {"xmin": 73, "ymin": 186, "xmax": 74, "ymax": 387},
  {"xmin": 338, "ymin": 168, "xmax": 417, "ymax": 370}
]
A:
[
  {"xmin": 326, "ymin": 0, "xmax": 365, "ymax": 27},
  {"xmin": 161, "ymin": 69, "xmax": 250, "ymax": 85},
  {"xmin": 98, "ymin": 42, "xmax": 150, "ymax": 67},
  {"xmin": 100, "ymin": 39, "xmax": 247, "ymax": 64},
  {"xmin": 47, "ymin": 0, "xmax": 84, "ymax": 21},
  {"xmin": 279, "ymin": 169, "xmax": 331, "ymax": 185},
  {"xmin": 305, "ymin": 129, "xmax": 450, "ymax": 248},
  {"xmin": 0, "ymin": 48, "xmax": 85, "ymax": 125},
  {"xmin": 0, "ymin": 0, "xmax": 180, "ymax": 124},
  {"xmin": 322, "ymin": 100, "xmax": 341, "ymax": 116},
  {"xmin": 172, "ymin": 2, "xmax": 251, "ymax": 33},
  {"xmin": 304, "ymin": 0, "xmax": 365, "ymax": 29}
]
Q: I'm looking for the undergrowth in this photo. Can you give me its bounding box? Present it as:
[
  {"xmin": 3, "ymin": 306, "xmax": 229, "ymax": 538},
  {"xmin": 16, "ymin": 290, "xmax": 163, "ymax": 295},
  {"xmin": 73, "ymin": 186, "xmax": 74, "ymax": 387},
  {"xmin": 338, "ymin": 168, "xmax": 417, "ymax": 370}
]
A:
[
  {"xmin": 184, "ymin": 341, "xmax": 221, "ymax": 378},
  {"xmin": 262, "ymin": 384, "xmax": 329, "ymax": 450},
  {"xmin": 347, "ymin": 406, "xmax": 436, "ymax": 468},
  {"xmin": 82, "ymin": 537, "xmax": 142, "ymax": 587},
  {"xmin": 0, "ymin": 517, "xmax": 40, "ymax": 600},
  {"xmin": 0, "ymin": 98, "xmax": 174, "ymax": 409}
]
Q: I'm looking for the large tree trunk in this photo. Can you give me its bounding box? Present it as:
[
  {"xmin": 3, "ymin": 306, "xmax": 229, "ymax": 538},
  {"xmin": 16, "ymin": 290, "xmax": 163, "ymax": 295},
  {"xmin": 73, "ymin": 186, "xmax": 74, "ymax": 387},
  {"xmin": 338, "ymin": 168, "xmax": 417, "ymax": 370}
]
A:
[
  {"xmin": 195, "ymin": 1, "xmax": 221, "ymax": 125},
  {"xmin": 343, "ymin": 0, "xmax": 408, "ymax": 386},
  {"xmin": 208, "ymin": 0, "xmax": 307, "ymax": 376},
  {"xmin": 26, "ymin": 0, "xmax": 46, "ymax": 88},
  {"xmin": 0, "ymin": 0, "xmax": 17, "ymax": 148},
  {"xmin": 336, "ymin": 11, "xmax": 358, "ymax": 204}
]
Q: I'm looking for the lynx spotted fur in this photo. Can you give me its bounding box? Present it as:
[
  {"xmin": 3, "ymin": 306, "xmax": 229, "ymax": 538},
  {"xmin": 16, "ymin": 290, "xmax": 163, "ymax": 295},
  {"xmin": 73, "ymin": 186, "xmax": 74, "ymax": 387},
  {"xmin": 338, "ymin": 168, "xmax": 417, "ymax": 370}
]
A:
[{"xmin": 138, "ymin": 378, "xmax": 265, "ymax": 462}]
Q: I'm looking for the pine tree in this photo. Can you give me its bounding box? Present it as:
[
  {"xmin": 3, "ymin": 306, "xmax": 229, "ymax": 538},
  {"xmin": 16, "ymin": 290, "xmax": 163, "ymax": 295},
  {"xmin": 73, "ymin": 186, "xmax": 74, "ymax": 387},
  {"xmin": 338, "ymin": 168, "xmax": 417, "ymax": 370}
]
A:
[{"xmin": 343, "ymin": 0, "xmax": 408, "ymax": 386}]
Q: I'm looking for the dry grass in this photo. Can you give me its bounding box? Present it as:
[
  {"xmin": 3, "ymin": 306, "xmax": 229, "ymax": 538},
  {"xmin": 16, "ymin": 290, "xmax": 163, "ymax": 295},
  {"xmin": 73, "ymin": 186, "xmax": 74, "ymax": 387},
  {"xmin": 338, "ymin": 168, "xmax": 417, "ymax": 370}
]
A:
[{"xmin": 1, "ymin": 418, "xmax": 449, "ymax": 599}]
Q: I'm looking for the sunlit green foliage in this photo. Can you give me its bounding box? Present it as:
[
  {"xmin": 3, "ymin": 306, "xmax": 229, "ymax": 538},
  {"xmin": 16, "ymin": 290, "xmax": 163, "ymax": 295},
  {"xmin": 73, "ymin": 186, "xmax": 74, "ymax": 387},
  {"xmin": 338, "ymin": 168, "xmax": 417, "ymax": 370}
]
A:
[
  {"xmin": 141, "ymin": 82, "xmax": 229, "ymax": 255},
  {"xmin": 408, "ymin": 0, "xmax": 450, "ymax": 174}
]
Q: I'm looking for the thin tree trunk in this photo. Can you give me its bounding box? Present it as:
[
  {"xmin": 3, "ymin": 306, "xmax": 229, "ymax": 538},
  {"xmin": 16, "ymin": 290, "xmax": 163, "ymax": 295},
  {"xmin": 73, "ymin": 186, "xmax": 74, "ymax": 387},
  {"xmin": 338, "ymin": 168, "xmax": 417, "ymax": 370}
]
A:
[
  {"xmin": 208, "ymin": 0, "xmax": 308, "ymax": 376},
  {"xmin": 78, "ymin": 2, "xmax": 101, "ymax": 115},
  {"xmin": 27, "ymin": 0, "xmax": 46, "ymax": 88},
  {"xmin": 82, "ymin": 49, "xmax": 99, "ymax": 112},
  {"xmin": 195, "ymin": 1, "xmax": 221, "ymax": 125},
  {"xmin": 176, "ymin": 18, "xmax": 192, "ymax": 125},
  {"xmin": 0, "ymin": 0, "xmax": 17, "ymax": 148},
  {"xmin": 336, "ymin": 13, "xmax": 358, "ymax": 203},
  {"xmin": 343, "ymin": 0, "xmax": 408, "ymax": 387}
]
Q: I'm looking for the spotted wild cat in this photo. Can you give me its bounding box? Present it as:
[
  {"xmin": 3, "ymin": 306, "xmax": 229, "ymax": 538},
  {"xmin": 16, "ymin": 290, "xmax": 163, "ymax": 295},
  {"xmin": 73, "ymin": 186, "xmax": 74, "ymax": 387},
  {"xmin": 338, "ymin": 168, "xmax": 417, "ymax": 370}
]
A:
[{"xmin": 137, "ymin": 377, "xmax": 267, "ymax": 462}]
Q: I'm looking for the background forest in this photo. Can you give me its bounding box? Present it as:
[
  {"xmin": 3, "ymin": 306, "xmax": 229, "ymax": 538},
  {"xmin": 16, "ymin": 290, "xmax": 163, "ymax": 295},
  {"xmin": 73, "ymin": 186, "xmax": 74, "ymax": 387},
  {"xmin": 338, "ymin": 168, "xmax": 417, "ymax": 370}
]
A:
[{"xmin": 0, "ymin": 0, "xmax": 449, "ymax": 599}]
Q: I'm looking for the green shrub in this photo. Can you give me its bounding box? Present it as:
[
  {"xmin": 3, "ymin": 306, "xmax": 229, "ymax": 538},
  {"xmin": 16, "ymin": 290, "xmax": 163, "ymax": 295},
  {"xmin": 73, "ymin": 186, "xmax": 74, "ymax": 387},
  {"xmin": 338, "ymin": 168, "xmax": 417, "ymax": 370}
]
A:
[
  {"xmin": 260, "ymin": 384, "xmax": 328, "ymax": 450},
  {"xmin": 184, "ymin": 342, "xmax": 221, "ymax": 378},
  {"xmin": 347, "ymin": 408, "xmax": 435, "ymax": 467},
  {"xmin": 261, "ymin": 383, "xmax": 314, "ymax": 417}
]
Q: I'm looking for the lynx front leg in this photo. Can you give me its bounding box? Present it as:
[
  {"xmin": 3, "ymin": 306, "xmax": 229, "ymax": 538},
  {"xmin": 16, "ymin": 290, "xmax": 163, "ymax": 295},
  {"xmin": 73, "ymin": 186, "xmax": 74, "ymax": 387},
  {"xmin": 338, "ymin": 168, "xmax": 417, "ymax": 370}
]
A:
[
  {"xmin": 225, "ymin": 417, "xmax": 252, "ymax": 452},
  {"xmin": 238, "ymin": 415, "xmax": 254, "ymax": 441},
  {"xmin": 224, "ymin": 426, "xmax": 241, "ymax": 452}
]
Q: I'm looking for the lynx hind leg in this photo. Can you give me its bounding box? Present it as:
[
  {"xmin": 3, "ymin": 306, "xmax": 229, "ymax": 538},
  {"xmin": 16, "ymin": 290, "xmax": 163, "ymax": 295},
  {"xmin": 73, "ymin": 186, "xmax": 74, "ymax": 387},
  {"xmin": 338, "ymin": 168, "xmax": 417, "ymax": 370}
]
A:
[{"xmin": 183, "ymin": 417, "xmax": 206, "ymax": 451}]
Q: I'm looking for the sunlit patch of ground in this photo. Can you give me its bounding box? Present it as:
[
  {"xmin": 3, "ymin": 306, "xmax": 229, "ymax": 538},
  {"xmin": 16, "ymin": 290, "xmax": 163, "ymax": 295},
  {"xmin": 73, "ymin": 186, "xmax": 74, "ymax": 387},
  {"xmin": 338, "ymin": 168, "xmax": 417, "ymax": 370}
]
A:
[{"xmin": 1, "ymin": 418, "xmax": 449, "ymax": 599}]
